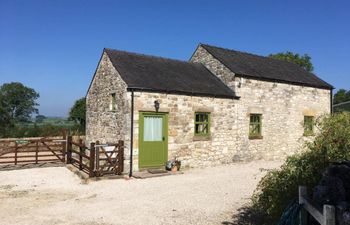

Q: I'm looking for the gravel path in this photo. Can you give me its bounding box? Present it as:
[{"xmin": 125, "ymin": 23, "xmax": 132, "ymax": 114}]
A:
[{"xmin": 0, "ymin": 160, "xmax": 281, "ymax": 225}]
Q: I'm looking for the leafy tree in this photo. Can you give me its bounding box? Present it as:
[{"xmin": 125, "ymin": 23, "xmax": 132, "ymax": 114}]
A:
[
  {"xmin": 35, "ymin": 114, "xmax": 46, "ymax": 123},
  {"xmin": 243, "ymin": 112, "xmax": 350, "ymax": 225},
  {"xmin": 0, "ymin": 82, "xmax": 39, "ymax": 137},
  {"xmin": 333, "ymin": 89, "xmax": 350, "ymax": 112},
  {"xmin": 69, "ymin": 97, "xmax": 86, "ymax": 131},
  {"xmin": 269, "ymin": 51, "xmax": 314, "ymax": 72},
  {"xmin": 333, "ymin": 89, "xmax": 350, "ymax": 105}
]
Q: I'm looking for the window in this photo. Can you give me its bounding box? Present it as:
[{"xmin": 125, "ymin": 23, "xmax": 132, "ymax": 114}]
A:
[
  {"xmin": 143, "ymin": 116, "xmax": 163, "ymax": 141},
  {"xmin": 194, "ymin": 112, "xmax": 210, "ymax": 136},
  {"xmin": 304, "ymin": 116, "xmax": 314, "ymax": 136},
  {"xmin": 249, "ymin": 114, "xmax": 262, "ymax": 138},
  {"xmin": 110, "ymin": 93, "xmax": 117, "ymax": 111}
]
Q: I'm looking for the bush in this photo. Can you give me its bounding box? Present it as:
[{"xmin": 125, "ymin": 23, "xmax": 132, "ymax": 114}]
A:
[
  {"xmin": 250, "ymin": 112, "xmax": 350, "ymax": 225},
  {"xmin": 2, "ymin": 123, "xmax": 84, "ymax": 138}
]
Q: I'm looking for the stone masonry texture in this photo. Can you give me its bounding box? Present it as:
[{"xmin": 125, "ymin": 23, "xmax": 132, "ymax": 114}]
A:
[{"xmin": 86, "ymin": 48, "xmax": 331, "ymax": 172}]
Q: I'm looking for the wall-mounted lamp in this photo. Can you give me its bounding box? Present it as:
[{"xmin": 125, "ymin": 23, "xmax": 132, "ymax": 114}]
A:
[{"xmin": 154, "ymin": 100, "xmax": 160, "ymax": 112}]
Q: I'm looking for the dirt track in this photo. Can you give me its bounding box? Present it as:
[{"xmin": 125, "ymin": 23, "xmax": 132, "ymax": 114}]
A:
[{"xmin": 0, "ymin": 161, "xmax": 281, "ymax": 225}]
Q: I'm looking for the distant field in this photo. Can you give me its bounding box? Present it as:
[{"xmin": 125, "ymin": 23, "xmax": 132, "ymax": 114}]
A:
[{"xmin": 21, "ymin": 117, "xmax": 75, "ymax": 127}]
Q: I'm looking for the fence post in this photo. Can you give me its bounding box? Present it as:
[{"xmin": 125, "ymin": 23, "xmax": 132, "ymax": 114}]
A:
[
  {"xmin": 323, "ymin": 205, "xmax": 335, "ymax": 225},
  {"xmin": 299, "ymin": 186, "xmax": 307, "ymax": 225},
  {"xmin": 118, "ymin": 140, "xmax": 124, "ymax": 174},
  {"xmin": 67, "ymin": 136, "xmax": 72, "ymax": 164},
  {"xmin": 89, "ymin": 142, "xmax": 95, "ymax": 178},
  {"xmin": 95, "ymin": 141, "xmax": 100, "ymax": 176},
  {"xmin": 61, "ymin": 130, "xmax": 67, "ymax": 163},
  {"xmin": 79, "ymin": 139, "xmax": 83, "ymax": 170},
  {"xmin": 14, "ymin": 142, "xmax": 18, "ymax": 165},
  {"xmin": 35, "ymin": 141, "xmax": 39, "ymax": 164}
]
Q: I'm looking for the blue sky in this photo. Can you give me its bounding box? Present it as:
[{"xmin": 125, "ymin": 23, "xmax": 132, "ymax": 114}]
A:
[{"xmin": 0, "ymin": 0, "xmax": 349, "ymax": 117}]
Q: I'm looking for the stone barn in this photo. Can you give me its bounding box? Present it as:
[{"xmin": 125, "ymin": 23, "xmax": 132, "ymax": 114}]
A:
[{"xmin": 86, "ymin": 44, "xmax": 333, "ymax": 172}]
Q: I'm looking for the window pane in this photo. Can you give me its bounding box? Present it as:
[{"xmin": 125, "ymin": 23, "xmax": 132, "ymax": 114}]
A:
[
  {"xmin": 195, "ymin": 113, "xmax": 210, "ymax": 136},
  {"xmin": 203, "ymin": 114, "xmax": 208, "ymax": 122},
  {"xmin": 110, "ymin": 93, "xmax": 116, "ymax": 111},
  {"xmin": 144, "ymin": 116, "xmax": 163, "ymax": 141},
  {"xmin": 249, "ymin": 114, "xmax": 262, "ymax": 136},
  {"xmin": 304, "ymin": 116, "xmax": 314, "ymax": 135}
]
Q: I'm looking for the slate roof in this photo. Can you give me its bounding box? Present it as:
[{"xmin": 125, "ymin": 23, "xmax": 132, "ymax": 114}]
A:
[
  {"xmin": 200, "ymin": 44, "xmax": 333, "ymax": 89},
  {"xmin": 104, "ymin": 48, "xmax": 238, "ymax": 99}
]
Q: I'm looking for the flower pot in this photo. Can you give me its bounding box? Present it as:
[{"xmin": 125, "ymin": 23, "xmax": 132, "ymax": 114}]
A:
[{"xmin": 171, "ymin": 166, "xmax": 178, "ymax": 172}]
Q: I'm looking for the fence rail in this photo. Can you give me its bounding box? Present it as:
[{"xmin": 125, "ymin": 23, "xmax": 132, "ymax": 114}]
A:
[
  {"xmin": 0, "ymin": 136, "xmax": 66, "ymax": 165},
  {"xmin": 299, "ymin": 186, "xmax": 335, "ymax": 225},
  {"xmin": 0, "ymin": 133, "xmax": 124, "ymax": 178}
]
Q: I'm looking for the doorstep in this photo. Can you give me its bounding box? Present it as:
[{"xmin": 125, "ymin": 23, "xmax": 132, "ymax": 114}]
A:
[{"xmin": 132, "ymin": 169, "xmax": 183, "ymax": 179}]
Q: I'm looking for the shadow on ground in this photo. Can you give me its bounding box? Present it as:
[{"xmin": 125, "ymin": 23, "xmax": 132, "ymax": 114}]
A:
[{"xmin": 222, "ymin": 205, "xmax": 265, "ymax": 225}]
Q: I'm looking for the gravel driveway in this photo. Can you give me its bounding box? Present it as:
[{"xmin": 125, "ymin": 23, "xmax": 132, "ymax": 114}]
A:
[{"xmin": 0, "ymin": 160, "xmax": 281, "ymax": 225}]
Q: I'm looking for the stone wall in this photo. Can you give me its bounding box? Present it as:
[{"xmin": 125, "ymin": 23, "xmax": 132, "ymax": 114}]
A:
[
  {"xmin": 235, "ymin": 77, "xmax": 330, "ymax": 160},
  {"xmin": 85, "ymin": 52, "xmax": 129, "ymax": 147},
  {"xmin": 191, "ymin": 45, "xmax": 331, "ymax": 160},
  {"xmin": 86, "ymin": 47, "xmax": 332, "ymax": 172},
  {"xmin": 129, "ymin": 92, "xmax": 238, "ymax": 170},
  {"xmin": 191, "ymin": 45, "xmax": 236, "ymax": 91}
]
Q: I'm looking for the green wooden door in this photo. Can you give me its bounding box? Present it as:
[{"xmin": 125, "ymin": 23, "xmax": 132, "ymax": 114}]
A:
[{"xmin": 139, "ymin": 112, "xmax": 168, "ymax": 169}]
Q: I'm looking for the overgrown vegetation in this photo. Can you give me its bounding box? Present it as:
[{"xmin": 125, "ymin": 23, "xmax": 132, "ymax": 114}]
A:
[{"xmin": 237, "ymin": 112, "xmax": 350, "ymax": 225}]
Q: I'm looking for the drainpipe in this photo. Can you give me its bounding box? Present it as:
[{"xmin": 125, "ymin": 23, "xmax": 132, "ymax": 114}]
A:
[
  {"xmin": 129, "ymin": 90, "xmax": 134, "ymax": 177},
  {"xmin": 330, "ymin": 89, "xmax": 333, "ymax": 114}
]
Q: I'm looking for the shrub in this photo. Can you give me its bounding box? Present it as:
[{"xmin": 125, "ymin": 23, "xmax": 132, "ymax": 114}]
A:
[
  {"xmin": 3, "ymin": 124, "xmax": 85, "ymax": 138},
  {"xmin": 250, "ymin": 112, "xmax": 350, "ymax": 225}
]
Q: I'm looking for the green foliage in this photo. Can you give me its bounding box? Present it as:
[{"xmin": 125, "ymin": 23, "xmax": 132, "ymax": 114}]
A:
[
  {"xmin": 0, "ymin": 82, "xmax": 39, "ymax": 137},
  {"xmin": 6, "ymin": 123, "xmax": 83, "ymax": 138},
  {"xmin": 333, "ymin": 89, "xmax": 350, "ymax": 112},
  {"xmin": 35, "ymin": 114, "xmax": 46, "ymax": 123},
  {"xmin": 251, "ymin": 112, "xmax": 350, "ymax": 225},
  {"xmin": 333, "ymin": 89, "xmax": 350, "ymax": 105},
  {"xmin": 269, "ymin": 51, "xmax": 314, "ymax": 72},
  {"xmin": 69, "ymin": 97, "xmax": 86, "ymax": 132}
]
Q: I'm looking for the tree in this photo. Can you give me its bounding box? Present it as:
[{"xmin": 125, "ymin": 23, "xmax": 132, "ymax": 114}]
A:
[
  {"xmin": 333, "ymin": 89, "xmax": 350, "ymax": 112},
  {"xmin": 69, "ymin": 97, "xmax": 86, "ymax": 130},
  {"xmin": 0, "ymin": 82, "xmax": 39, "ymax": 136},
  {"xmin": 35, "ymin": 114, "xmax": 46, "ymax": 123},
  {"xmin": 333, "ymin": 89, "xmax": 350, "ymax": 105},
  {"xmin": 269, "ymin": 51, "xmax": 314, "ymax": 72}
]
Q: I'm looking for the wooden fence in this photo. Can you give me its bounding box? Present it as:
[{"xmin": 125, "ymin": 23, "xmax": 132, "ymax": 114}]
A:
[
  {"xmin": 299, "ymin": 186, "xmax": 335, "ymax": 225},
  {"xmin": 0, "ymin": 134, "xmax": 124, "ymax": 178},
  {"xmin": 0, "ymin": 136, "xmax": 67, "ymax": 165}
]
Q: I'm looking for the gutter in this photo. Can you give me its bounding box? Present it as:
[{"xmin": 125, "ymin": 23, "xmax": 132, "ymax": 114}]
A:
[{"xmin": 126, "ymin": 87, "xmax": 240, "ymax": 100}]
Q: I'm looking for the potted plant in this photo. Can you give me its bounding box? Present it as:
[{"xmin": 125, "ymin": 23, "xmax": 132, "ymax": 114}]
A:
[{"xmin": 166, "ymin": 158, "xmax": 181, "ymax": 172}]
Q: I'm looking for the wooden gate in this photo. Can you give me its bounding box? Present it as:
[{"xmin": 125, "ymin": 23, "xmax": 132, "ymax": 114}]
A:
[
  {"xmin": 95, "ymin": 140, "xmax": 124, "ymax": 177},
  {"xmin": 0, "ymin": 137, "xmax": 66, "ymax": 166},
  {"xmin": 67, "ymin": 139, "xmax": 124, "ymax": 177},
  {"xmin": 0, "ymin": 134, "xmax": 124, "ymax": 178}
]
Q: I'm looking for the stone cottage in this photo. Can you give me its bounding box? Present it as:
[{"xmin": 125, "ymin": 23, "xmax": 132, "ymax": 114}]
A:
[{"xmin": 86, "ymin": 43, "xmax": 333, "ymax": 173}]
